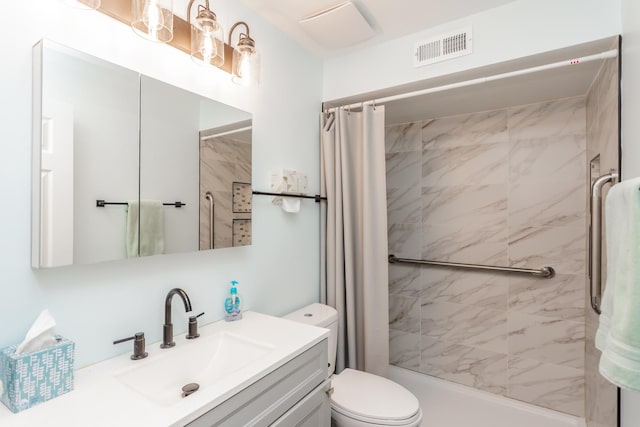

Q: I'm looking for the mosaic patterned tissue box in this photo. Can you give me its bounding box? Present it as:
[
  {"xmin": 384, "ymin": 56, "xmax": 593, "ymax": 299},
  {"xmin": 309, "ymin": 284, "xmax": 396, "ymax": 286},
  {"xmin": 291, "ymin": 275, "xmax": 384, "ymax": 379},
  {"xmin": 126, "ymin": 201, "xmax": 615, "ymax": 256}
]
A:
[{"xmin": 0, "ymin": 337, "xmax": 74, "ymax": 413}]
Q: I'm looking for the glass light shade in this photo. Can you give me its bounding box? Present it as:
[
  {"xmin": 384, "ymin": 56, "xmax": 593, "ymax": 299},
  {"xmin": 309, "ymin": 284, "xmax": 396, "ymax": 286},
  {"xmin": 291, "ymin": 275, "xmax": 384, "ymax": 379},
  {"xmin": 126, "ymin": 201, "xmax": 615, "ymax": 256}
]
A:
[
  {"xmin": 131, "ymin": 0, "xmax": 174, "ymax": 43},
  {"xmin": 190, "ymin": 12, "xmax": 224, "ymax": 67},
  {"xmin": 64, "ymin": 0, "xmax": 100, "ymax": 10},
  {"xmin": 232, "ymin": 44, "xmax": 260, "ymax": 87}
]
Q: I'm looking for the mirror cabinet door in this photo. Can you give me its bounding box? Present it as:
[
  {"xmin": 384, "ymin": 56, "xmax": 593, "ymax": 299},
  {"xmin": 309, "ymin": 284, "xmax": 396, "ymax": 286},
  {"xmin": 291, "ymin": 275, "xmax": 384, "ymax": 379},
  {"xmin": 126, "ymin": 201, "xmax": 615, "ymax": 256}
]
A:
[
  {"xmin": 33, "ymin": 40, "xmax": 140, "ymax": 268},
  {"xmin": 139, "ymin": 76, "xmax": 200, "ymax": 256},
  {"xmin": 139, "ymin": 75, "xmax": 252, "ymax": 255}
]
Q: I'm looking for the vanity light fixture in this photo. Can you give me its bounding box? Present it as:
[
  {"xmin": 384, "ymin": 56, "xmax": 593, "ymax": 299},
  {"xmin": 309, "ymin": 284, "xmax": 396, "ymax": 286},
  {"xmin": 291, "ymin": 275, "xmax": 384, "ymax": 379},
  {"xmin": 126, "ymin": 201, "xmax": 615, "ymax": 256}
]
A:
[
  {"xmin": 187, "ymin": 0, "xmax": 224, "ymax": 67},
  {"xmin": 88, "ymin": 0, "xmax": 257, "ymax": 78},
  {"xmin": 131, "ymin": 0, "xmax": 174, "ymax": 43},
  {"xmin": 229, "ymin": 22, "xmax": 260, "ymax": 86}
]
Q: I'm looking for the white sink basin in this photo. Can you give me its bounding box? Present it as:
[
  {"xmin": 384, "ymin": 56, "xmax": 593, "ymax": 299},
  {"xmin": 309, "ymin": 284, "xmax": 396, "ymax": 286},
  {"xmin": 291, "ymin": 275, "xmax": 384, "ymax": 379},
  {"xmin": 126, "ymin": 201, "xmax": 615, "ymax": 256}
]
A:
[{"xmin": 114, "ymin": 331, "xmax": 275, "ymax": 406}]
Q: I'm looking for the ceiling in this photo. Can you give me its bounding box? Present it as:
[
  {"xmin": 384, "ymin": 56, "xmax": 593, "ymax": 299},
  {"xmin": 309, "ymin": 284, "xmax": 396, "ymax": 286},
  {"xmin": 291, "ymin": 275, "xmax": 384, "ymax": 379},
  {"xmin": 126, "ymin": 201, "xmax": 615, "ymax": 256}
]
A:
[
  {"xmin": 239, "ymin": 0, "xmax": 617, "ymax": 125},
  {"xmin": 240, "ymin": 0, "xmax": 521, "ymax": 57}
]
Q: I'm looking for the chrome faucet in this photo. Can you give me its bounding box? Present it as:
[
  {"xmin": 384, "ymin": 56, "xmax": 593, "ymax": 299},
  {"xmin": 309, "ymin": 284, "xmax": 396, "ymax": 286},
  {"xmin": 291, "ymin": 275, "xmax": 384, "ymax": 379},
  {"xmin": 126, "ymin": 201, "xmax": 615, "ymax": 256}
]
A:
[{"xmin": 161, "ymin": 288, "xmax": 193, "ymax": 348}]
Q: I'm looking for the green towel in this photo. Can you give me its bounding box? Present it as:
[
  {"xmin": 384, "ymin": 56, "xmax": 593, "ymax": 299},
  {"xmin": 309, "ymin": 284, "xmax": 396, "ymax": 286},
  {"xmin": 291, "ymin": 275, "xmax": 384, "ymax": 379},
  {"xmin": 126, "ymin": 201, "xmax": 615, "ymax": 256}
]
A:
[
  {"xmin": 596, "ymin": 178, "xmax": 640, "ymax": 391},
  {"xmin": 126, "ymin": 200, "xmax": 164, "ymax": 258}
]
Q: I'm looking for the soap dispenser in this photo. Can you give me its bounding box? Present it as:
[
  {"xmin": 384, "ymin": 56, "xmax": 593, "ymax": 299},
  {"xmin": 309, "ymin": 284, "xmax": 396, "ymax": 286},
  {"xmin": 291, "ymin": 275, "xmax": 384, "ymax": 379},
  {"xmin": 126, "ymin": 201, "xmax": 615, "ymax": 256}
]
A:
[{"xmin": 224, "ymin": 280, "xmax": 242, "ymax": 321}]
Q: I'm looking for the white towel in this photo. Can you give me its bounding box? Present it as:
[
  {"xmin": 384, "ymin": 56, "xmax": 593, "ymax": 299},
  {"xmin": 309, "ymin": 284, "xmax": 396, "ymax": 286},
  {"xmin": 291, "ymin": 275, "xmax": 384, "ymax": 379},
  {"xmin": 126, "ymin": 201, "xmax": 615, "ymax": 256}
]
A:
[
  {"xmin": 596, "ymin": 177, "xmax": 640, "ymax": 391},
  {"xmin": 126, "ymin": 200, "xmax": 164, "ymax": 258}
]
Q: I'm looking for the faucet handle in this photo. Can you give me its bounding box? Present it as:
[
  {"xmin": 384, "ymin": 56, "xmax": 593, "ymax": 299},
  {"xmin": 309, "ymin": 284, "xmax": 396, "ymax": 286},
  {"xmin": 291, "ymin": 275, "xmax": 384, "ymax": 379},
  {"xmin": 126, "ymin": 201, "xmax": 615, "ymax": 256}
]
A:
[
  {"xmin": 113, "ymin": 332, "xmax": 148, "ymax": 360},
  {"xmin": 186, "ymin": 312, "xmax": 205, "ymax": 340}
]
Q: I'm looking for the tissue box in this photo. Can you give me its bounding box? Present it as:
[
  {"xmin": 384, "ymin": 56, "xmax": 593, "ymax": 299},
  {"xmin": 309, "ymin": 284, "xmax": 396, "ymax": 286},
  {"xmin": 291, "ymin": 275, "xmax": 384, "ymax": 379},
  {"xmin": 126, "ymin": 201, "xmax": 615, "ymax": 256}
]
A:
[{"xmin": 0, "ymin": 337, "xmax": 74, "ymax": 413}]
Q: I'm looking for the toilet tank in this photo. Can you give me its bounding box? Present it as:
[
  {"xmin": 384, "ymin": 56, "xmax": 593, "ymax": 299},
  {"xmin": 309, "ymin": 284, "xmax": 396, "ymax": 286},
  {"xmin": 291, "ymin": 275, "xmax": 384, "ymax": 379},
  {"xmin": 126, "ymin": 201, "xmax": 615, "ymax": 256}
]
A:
[{"xmin": 284, "ymin": 303, "xmax": 338, "ymax": 376}]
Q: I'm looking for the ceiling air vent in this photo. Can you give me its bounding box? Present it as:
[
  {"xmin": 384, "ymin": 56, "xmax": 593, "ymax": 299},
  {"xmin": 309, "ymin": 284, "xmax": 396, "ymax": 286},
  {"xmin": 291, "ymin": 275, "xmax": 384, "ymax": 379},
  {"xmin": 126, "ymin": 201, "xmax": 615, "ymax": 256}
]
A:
[{"xmin": 414, "ymin": 27, "xmax": 472, "ymax": 67}]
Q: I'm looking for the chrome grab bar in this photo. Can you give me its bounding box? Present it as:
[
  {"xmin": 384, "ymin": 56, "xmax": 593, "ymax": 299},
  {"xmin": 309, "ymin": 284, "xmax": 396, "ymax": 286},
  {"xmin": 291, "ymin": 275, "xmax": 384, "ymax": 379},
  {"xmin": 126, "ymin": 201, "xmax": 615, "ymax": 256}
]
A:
[
  {"xmin": 388, "ymin": 254, "xmax": 555, "ymax": 278},
  {"xmin": 205, "ymin": 192, "xmax": 214, "ymax": 250},
  {"xmin": 589, "ymin": 171, "xmax": 618, "ymax": 314}
]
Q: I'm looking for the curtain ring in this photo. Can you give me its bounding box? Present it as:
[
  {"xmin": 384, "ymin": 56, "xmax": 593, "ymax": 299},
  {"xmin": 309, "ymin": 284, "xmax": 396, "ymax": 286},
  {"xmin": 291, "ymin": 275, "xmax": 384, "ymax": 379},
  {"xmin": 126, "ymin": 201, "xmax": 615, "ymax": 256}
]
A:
[
  {"xmin": 347, "ymin": 105, "xmax": 351, "ymax": 115},
  {"xmin": 372, "ymin": 100, "xmax": 376, "ymax": 110}
]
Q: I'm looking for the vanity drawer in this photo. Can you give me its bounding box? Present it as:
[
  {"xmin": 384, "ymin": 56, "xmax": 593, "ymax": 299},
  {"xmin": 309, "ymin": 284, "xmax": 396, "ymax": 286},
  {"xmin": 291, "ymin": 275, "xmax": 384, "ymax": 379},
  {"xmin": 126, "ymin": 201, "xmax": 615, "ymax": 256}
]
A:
[
  {"xmin": 185, "ymin": 339, "xmax": 328, "ymax": 427},
  {"xmin": 270, "ymin": 380, "xmax": 331, "ymax": 427}
]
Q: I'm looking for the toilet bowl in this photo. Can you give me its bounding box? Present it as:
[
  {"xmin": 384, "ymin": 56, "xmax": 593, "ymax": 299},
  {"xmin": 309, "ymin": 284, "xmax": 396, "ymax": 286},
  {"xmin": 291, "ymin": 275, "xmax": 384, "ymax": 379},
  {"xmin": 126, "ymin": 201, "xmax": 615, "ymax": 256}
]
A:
[{"xmin": 285, "ymin": 303, "xmax": 423, "ymax": 427}]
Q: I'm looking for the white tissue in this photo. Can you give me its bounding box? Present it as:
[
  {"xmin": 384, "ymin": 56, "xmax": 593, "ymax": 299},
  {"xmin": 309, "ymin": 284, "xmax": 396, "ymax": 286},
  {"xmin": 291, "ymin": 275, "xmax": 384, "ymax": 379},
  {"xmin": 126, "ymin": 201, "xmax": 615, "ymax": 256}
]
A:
[
  {"xmin": 281, "ymin": 198, "xmax": 301, "ymax": 213},
  {"xmin": 15, "ymin": 309, "xmax": 57, "ymax": 354},
  {"xmin": 271, "ymin": 196, "xmax": 301, "ymax": 213}
]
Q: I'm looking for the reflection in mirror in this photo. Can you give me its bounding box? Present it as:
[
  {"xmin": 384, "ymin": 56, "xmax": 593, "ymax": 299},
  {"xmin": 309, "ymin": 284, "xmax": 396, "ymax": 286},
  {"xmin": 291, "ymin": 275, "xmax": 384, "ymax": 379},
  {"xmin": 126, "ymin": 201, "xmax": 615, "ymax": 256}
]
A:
[
  {"xmin": 198, "ymin": 121, "xmax": 252, "ymax": 249},
  {"xmin": 32, "ymin": 40, "xmax": 139, "ymax": 268},
  {"xmin": 32, "ymin": 40, "xmax": 253, "ymax": 269},
  {"xmin": 139, "ymin": 76, "xmax": 252, "ymax": 254}
]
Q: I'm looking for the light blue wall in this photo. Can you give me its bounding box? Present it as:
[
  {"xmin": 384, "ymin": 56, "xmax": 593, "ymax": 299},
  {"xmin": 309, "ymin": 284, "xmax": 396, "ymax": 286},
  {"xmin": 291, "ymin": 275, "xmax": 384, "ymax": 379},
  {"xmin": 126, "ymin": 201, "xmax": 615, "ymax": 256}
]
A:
[
  {"xmin": 323, "ymin": 0, "xmax": 622, "ymax": 102},
  {"xmin": 0, "ymin": 0, "xmax": 323, "ymax": 368}
]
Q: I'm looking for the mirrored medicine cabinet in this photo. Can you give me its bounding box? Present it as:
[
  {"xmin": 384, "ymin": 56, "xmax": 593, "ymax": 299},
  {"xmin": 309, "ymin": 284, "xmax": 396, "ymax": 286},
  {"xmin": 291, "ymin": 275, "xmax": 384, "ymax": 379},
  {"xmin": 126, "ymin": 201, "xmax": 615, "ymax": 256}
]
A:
[{"xmin": 31, "ymin": 40, "xmax": 252, "ymax": 269}]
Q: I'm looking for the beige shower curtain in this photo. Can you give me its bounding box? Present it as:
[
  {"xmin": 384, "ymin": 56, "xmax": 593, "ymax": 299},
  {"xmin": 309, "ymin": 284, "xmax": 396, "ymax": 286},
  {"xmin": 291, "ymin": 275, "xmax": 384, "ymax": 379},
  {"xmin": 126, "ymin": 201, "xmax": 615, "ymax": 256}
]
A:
[{"xmin": 320, "ymin": 105, "xmax": 389, "ymax": 377}]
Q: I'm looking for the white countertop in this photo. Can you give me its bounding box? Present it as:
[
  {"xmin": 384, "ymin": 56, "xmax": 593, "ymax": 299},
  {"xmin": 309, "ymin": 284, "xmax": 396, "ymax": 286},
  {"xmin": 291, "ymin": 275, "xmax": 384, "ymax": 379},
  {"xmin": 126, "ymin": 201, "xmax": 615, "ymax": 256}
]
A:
[{"xmin": 0, "ymin": 311, "xmax": 328, "ymax": 426}]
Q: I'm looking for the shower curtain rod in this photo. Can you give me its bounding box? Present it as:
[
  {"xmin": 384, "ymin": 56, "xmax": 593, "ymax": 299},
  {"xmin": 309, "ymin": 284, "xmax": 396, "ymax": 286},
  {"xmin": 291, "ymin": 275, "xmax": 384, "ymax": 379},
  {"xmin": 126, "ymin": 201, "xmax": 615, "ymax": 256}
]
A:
[{"xmin": 328, "ymin": 49, "xmax": 618, "ymax": 111}]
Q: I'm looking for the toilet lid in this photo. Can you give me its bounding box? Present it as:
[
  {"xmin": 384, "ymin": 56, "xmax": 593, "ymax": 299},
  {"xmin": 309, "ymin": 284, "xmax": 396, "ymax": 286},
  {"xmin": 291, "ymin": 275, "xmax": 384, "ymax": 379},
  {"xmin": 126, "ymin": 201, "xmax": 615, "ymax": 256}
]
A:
[{"xmin": 330, "ymin": 369, "xmax": 420, "ymax": 422}]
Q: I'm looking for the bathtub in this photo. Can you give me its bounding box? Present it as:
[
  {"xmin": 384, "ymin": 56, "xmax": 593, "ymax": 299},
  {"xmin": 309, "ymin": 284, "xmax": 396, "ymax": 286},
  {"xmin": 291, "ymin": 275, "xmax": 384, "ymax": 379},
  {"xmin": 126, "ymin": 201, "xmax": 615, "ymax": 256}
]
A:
[{"xmin": 388, "ymin": 365, "xmax": 587, "ymax": 427}]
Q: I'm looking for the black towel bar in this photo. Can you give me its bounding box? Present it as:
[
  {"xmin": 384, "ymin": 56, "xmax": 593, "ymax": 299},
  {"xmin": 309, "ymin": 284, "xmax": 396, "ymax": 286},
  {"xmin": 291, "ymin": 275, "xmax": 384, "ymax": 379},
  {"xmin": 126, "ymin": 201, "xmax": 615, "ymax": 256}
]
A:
[
  {"xmin": 251, "ymin": 191, "xmax": 327, "ymax": 203},
  {"xmin": 96, "ymin": 200, "xmax": 186, "ymax": 208}
]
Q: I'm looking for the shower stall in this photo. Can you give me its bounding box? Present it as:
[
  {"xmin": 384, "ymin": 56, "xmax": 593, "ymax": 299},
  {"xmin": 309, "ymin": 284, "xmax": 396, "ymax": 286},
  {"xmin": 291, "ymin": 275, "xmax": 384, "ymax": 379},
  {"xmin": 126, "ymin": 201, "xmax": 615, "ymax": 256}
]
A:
[{"xmin": 384, "ymin": 37, "xmax": 620, "ymax": 426}]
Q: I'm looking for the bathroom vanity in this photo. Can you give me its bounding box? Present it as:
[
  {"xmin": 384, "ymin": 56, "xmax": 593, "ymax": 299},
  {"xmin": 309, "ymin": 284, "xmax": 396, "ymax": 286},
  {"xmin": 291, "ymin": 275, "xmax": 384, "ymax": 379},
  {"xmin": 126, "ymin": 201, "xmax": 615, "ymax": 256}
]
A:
[{"xmin": 0, "ymin": 312, "xmax": 330, "ymax": 426}]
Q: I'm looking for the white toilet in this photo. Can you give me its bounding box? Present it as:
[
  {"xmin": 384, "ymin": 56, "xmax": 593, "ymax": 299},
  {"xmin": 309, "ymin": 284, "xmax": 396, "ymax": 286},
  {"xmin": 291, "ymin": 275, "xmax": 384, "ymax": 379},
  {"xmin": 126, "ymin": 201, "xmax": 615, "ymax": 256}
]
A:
[{"xmin": 285, "ymin": 303, "xmax": 423, "ymax": 427}]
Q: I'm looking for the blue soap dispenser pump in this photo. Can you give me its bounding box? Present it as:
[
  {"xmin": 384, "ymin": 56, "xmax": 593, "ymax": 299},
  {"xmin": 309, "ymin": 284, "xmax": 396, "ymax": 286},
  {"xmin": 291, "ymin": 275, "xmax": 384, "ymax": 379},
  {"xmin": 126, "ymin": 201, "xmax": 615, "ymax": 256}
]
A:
[{"xmin": 224, "ymin": 280, "xmax": 242, "ymax": 321}]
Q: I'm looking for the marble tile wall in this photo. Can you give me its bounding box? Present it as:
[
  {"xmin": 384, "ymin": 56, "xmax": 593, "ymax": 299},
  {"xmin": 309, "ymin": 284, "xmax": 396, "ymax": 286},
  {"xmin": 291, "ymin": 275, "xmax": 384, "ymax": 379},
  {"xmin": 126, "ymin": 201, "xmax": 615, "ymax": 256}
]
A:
[
  {"xmin": 585, "ymin": 51, "xmax": 619, "ymax": 427},
  {"xmin": 199, "ymin": 135, "xmax": 252, "ymax": 249},
  {"xmin": 387, "ymin": 97, "xmax": 587, "ymax": 416}
]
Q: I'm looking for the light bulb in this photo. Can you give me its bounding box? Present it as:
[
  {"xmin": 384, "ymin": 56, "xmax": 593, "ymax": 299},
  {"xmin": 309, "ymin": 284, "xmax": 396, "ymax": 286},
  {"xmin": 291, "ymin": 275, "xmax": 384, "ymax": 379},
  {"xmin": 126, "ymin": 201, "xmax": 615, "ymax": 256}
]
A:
[
  {"xmin": 237, "ymin": 53, "xmax": 251, "ymax": 84},
  {"xmin": 230, "ymin": 27, "xmax": 258, "ymax": 86},
  {"xmin": 200, "ymin": 31, "xmax": 217, "ymax": 64},
  {"xmin": 143, "ymin": 0, "xmax": 164, "ymax": 40},
  {"xmin": 132, "ymin": 0, "xmax": 173, "ymax": 43}
]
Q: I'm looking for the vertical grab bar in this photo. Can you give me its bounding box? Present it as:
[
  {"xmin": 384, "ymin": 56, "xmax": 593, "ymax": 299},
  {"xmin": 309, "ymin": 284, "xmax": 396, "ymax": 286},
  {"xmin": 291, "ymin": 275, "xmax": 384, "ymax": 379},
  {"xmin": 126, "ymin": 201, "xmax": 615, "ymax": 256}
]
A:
[
  {"xmin": 589, "ymin": 171, "xmax": 618, "ymax": 314},
  {"xmin": 205, "ymin": 192, "xmax": 214, "ymax": 250}
]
